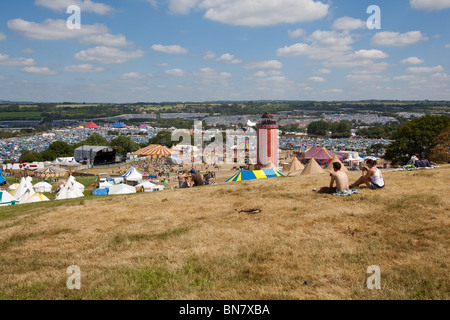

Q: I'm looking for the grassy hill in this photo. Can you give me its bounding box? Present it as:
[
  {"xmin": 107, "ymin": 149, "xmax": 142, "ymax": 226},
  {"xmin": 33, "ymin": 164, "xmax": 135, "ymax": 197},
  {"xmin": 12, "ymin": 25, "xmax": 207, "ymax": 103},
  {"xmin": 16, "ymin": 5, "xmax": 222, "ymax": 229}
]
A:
[{"xmin": 0, "ymin": 166, "xmax": 449, "ymax": 300}]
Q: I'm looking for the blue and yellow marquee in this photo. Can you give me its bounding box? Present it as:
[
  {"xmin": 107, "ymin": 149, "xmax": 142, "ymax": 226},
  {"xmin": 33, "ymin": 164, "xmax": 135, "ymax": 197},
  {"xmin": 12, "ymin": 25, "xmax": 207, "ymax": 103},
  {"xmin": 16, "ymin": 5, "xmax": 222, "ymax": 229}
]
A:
[{"xmin": 226, "ymin": 169, "xmax": 285, "ymax": 182}]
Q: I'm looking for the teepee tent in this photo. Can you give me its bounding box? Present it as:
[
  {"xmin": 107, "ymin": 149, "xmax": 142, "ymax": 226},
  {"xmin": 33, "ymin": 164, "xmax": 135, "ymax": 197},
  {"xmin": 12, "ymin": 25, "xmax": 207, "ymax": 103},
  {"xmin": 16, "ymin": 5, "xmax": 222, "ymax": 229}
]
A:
[
  {"xmin": 13, "ymin": 177, "xmax": 34, "ymax": 200},
  {"xmin": 17, "ymin": 186, "xmax": 36, "ymax": 204},
  {"xmin": 55, "ymin": 186, "xmax": 84, "ymax": 200},
  {"xmin": 33, "ymin": 181, "xmax": 53, "ymax": 193},
  {"xmin": 288, "ymin": 157, "xmax": 304, "ymax": 173},
  {"xmin": 0, "ymin": 190, "xmax": 19, "ymax": 206},
  {"xmin": 22, "ymin": 193, "xmax": 50, "ymax": 204},
  {"xmin": 8, "ymin": 183, "xmax": 19, "ymax": 192},
  {"xmin": 66, "ymin": 176, "xmax": 85, "ymax": 192},
  {"xmin": 325, "ymin": 155, "xmax": 348, "ymax": 172},
  {"xmin": 301, "ymin": 158, "xmax": 326, "ymax": 175}
]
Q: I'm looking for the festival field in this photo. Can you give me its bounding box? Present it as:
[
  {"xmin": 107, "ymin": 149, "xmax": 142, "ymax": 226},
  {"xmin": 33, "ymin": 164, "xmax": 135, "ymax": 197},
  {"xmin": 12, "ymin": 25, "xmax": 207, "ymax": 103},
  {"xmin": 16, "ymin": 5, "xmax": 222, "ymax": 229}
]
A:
[{"xmin": 0, "ymin": 165, "xmax": 448, "ymax": 300}]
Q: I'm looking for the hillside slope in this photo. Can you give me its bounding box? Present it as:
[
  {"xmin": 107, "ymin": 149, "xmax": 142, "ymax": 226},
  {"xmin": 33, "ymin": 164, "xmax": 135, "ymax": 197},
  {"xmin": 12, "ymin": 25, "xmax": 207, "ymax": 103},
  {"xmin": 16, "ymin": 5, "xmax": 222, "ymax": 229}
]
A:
[{"xmin": 0, "ymin": 166, "xmax": 449, "ymax": 299}]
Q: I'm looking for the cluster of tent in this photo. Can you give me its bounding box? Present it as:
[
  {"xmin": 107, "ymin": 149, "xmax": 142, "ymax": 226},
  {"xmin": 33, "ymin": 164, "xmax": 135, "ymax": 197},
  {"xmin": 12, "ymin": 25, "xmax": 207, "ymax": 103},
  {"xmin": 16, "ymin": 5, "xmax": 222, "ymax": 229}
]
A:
[
  {"xmin": 55, "ymin": 176, "xmax": 85, "ymax": 200},
  {"xmin": 0, "ymin": 175, "xmax": 89, "ymax": 206},
  {"xmin": 93, "ymin": 166, "xmax": 165, "ymax": 196},
  {"xmin": 286, "ymin": 156, "xmax": 348, "ymax": 176},
  {"xmin": 1, "ymin": 177, "xmax": 51, "ymax": 206}
]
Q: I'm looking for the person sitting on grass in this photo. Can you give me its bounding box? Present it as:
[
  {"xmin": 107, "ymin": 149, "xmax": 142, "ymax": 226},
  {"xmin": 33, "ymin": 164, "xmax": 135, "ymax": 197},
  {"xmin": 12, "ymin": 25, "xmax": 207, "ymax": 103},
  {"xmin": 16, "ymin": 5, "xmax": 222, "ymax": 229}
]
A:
[
  {"xmin": 189, "ymin": 169, "xmax": 204, "ymax": 187},
  {"xmin": 350, "ymin": 159, "xmax": 385, "ymax": 190},
  {"xmin": 414, "ymin": 152, "xmax": 432, "ymax": 168},
  {"xmin": 316, "ymin": 162, "xmax": 349, "ymax": 194}
]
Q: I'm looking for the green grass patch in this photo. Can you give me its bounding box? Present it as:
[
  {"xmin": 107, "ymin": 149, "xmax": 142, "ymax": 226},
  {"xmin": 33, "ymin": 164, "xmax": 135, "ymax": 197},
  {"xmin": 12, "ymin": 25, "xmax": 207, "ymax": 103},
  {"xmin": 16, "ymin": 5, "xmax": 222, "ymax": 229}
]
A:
[{"xmin": 0, "ymin": 112, "xmax": 42, "ymax": 120}]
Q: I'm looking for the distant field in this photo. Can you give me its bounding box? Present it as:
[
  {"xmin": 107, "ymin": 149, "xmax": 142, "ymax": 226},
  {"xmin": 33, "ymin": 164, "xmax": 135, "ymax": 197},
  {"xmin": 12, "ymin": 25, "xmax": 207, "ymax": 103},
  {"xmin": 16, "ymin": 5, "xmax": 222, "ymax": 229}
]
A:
[
  {"xmin": 0, "ymin": 112, "xmax": 42, "ymax": 120},
  {"xmin": 0, "ymin": 165, "xmax": 448, "ymax": 300},
  {"xmin": 55, "ymin": 105, "xmax": 99, "ymax": 108}
]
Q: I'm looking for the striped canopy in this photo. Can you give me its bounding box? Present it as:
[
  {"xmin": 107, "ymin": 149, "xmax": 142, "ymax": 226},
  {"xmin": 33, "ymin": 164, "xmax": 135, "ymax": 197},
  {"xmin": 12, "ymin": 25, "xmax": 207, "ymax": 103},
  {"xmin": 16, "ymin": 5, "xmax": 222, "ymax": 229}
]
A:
[
  {"xmin": 304, "ymin": 147, "xmax": 342, "ymax": 166},
  {"xmin": 134, "ymin": 144, "xmax": 172, "ymax": 157},
  {"xmin": 226, "ymin": 169, "xmax": 285, "ymax": 182},
  {"xmin": 304, "ymin": 146, "xmax": 321, "ymax": 159}
]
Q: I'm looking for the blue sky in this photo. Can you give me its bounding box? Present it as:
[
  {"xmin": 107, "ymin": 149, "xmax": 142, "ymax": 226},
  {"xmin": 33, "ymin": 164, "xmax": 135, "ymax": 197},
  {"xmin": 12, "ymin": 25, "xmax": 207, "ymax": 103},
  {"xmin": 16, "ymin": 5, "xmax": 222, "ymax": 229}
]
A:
[{"xmin": 0, "ymin": 0, "xmax": 449, "ymax": 102}]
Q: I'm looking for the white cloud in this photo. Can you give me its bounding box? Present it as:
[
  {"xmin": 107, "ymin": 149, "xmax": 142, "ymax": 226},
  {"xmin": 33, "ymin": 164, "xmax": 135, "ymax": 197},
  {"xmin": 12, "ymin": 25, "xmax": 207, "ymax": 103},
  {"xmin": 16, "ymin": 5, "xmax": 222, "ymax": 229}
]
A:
[
  {"xmin": 401, "ymin": 57, "xmax": 424, "ymax": 65},
  {"xmin": 204, "ymin": 51, "xmax": 216, "ymax": 59},
  {"xmin": 277, "ymin": 30, "xmax": 355, "ymax": 59},
  {"xmin": 332, "ymin": 17, "xmax": 365, "ymax": 30},
  {"xmin": 324, "ymin": 89, "xmax": 344, "ymax": 93},
  {"xmin": 121, "ymin": 72, "xmax": 146, "ymax": 79},
  {"xmin": 314, "ymin": 68, "xmax": 331, "ymax": 74},
  {"xmin": 0, "ymin": 32, "xmax": 6, "ymax": 41},
  {"xmin": 407, "ymin": 65, "xmax": 444, "ymax": 73},
  {"xmin": 74, "ymin": 46, "xmax": 145, "ymax": 64},
  {"xmin": 165, "ymin": 68, "xmax": 185, "ymax": 77},
  {"xmin": 155, "ymin": 63, "xmax": 169, "ymax": 67},
  {"xmin": 8, "ymin": 18, "xmax": 105, "ymax": 40},
  {"xmin": 167, "ymin": 0, "xmax": 329, "ymax": 26},
  {"xmin": 288, "ymin": 29, "xmax": 305, "ymax": 38},
  {"xmin": 217, "ymin": 53, "xmax": 242, "ymax": 64},
  {"xmin": 410, "ymin": 0, "xmax": 450, "ymax": 11},
  {"xmin": 351, "ymin": 62, "xmax": 390, "ymax": 74},
  {"xmin": 394, "ymin": 75, "xmax": 419, "ymax": 81},
  {"xmin": 267, "ymin": 76, "xmax": 287, "ymax": 82},
  {"xmin": 346, "ymin": 74, "xmax": 390, "ymax": 82},
  {"xmin": 372, "ymin": 31, "xmax": 428, "ymax": 46},
  {"xmin": 253, "ymin": 71, "xmax": 267, "ymax": 77},
  {"xmin": 7, "ymin": 19, "xmax": 131, "ymax": 47},
  {"xmin": 152, "ymin": 44, "xmax": 188, "ymax": 54},
  {"xmin": 431, "ymin": 72, "xmax": 449, "ymax": 80},
  {"xmin": 193, "ymin": 68, "xmax": 231, "ymax": 82},
  {"xmin": 80, "ymin": 34, "xmax": 132, "ymax": 47},
  {"xmin": 354, "ymin": 49, "xmax": 389, "ymax": 60},
  {"xmin": 244, "ymin": 60, "xmax": 283, "ymax": 69},
  {"xmin": 308, "ymin": 76, "xmax": 325, "ymax": 82},
  {"xmin": 0, "ymin": 53, "xmax": 36, "ymax": 66},
  {"xmin": 22, "ymin": 48, "xmax": 36, "ymax": 54},
  {"xmin": 64, "ymin": 64, "xmax": 104, "ymax": 73},
  {"xmin": 446, "ymin": 44, "xmax": 450, "ymax": 48},
  {"xmin": 21, "ymin": 66, "xmax": 57, "ymax": 75},
  {"xmin": 268, "ymin": 70, "xmax": 283, "ymax": 76},
  {"xmin": 35, "ymin": 0, "xmax": 113, "ymax": 15},
  {"xmin": 277, "ymin": 43, "xmax": 310, "ymax": 57}
]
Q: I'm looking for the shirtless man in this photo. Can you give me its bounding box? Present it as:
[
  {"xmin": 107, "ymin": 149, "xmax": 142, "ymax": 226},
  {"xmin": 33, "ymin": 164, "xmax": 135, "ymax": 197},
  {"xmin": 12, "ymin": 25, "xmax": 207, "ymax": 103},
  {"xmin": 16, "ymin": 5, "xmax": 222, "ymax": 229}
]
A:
[
  {"xmin": 350, "ymin": 159, "xmax": 385, "ymax": 190},
  {"xmin": 317, "ymin": 162, "xmax": 349, "ymax": 194}
]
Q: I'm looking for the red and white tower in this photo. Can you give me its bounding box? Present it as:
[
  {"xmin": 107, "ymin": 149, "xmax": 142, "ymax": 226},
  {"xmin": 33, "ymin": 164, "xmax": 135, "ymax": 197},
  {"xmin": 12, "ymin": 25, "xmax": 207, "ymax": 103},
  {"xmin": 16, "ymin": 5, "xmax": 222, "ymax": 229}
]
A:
[{"xmin": 256, "ymin": 112, "xmax": 279, "ymax": 169}]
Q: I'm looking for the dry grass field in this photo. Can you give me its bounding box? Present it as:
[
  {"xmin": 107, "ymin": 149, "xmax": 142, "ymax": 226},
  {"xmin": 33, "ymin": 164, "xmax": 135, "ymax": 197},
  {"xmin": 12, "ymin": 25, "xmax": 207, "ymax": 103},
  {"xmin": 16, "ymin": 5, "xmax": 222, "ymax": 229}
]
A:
[{"xmin": 0, "ymin": 165, "xmax": 449, "ymax": 300}]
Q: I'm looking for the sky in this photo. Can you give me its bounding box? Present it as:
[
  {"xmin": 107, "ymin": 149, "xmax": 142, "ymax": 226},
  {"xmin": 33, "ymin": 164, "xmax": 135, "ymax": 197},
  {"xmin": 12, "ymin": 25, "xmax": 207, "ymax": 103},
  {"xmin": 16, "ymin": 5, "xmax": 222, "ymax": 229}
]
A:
[{"xmin": 0, "ymin": 0, "xmax": 449, "ymax": 103}]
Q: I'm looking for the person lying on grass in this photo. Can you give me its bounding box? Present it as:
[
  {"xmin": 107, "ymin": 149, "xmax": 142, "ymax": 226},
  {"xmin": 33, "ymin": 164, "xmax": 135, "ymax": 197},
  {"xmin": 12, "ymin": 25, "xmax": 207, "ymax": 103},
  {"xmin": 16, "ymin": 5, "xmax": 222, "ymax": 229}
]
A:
[
  {"xmin": 316, "ymin": 162, "xmax": 349, "ymax": 194},
  {"xmin": 350, "ymin": 159, "xmax": 385, "ymax": 190}
]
